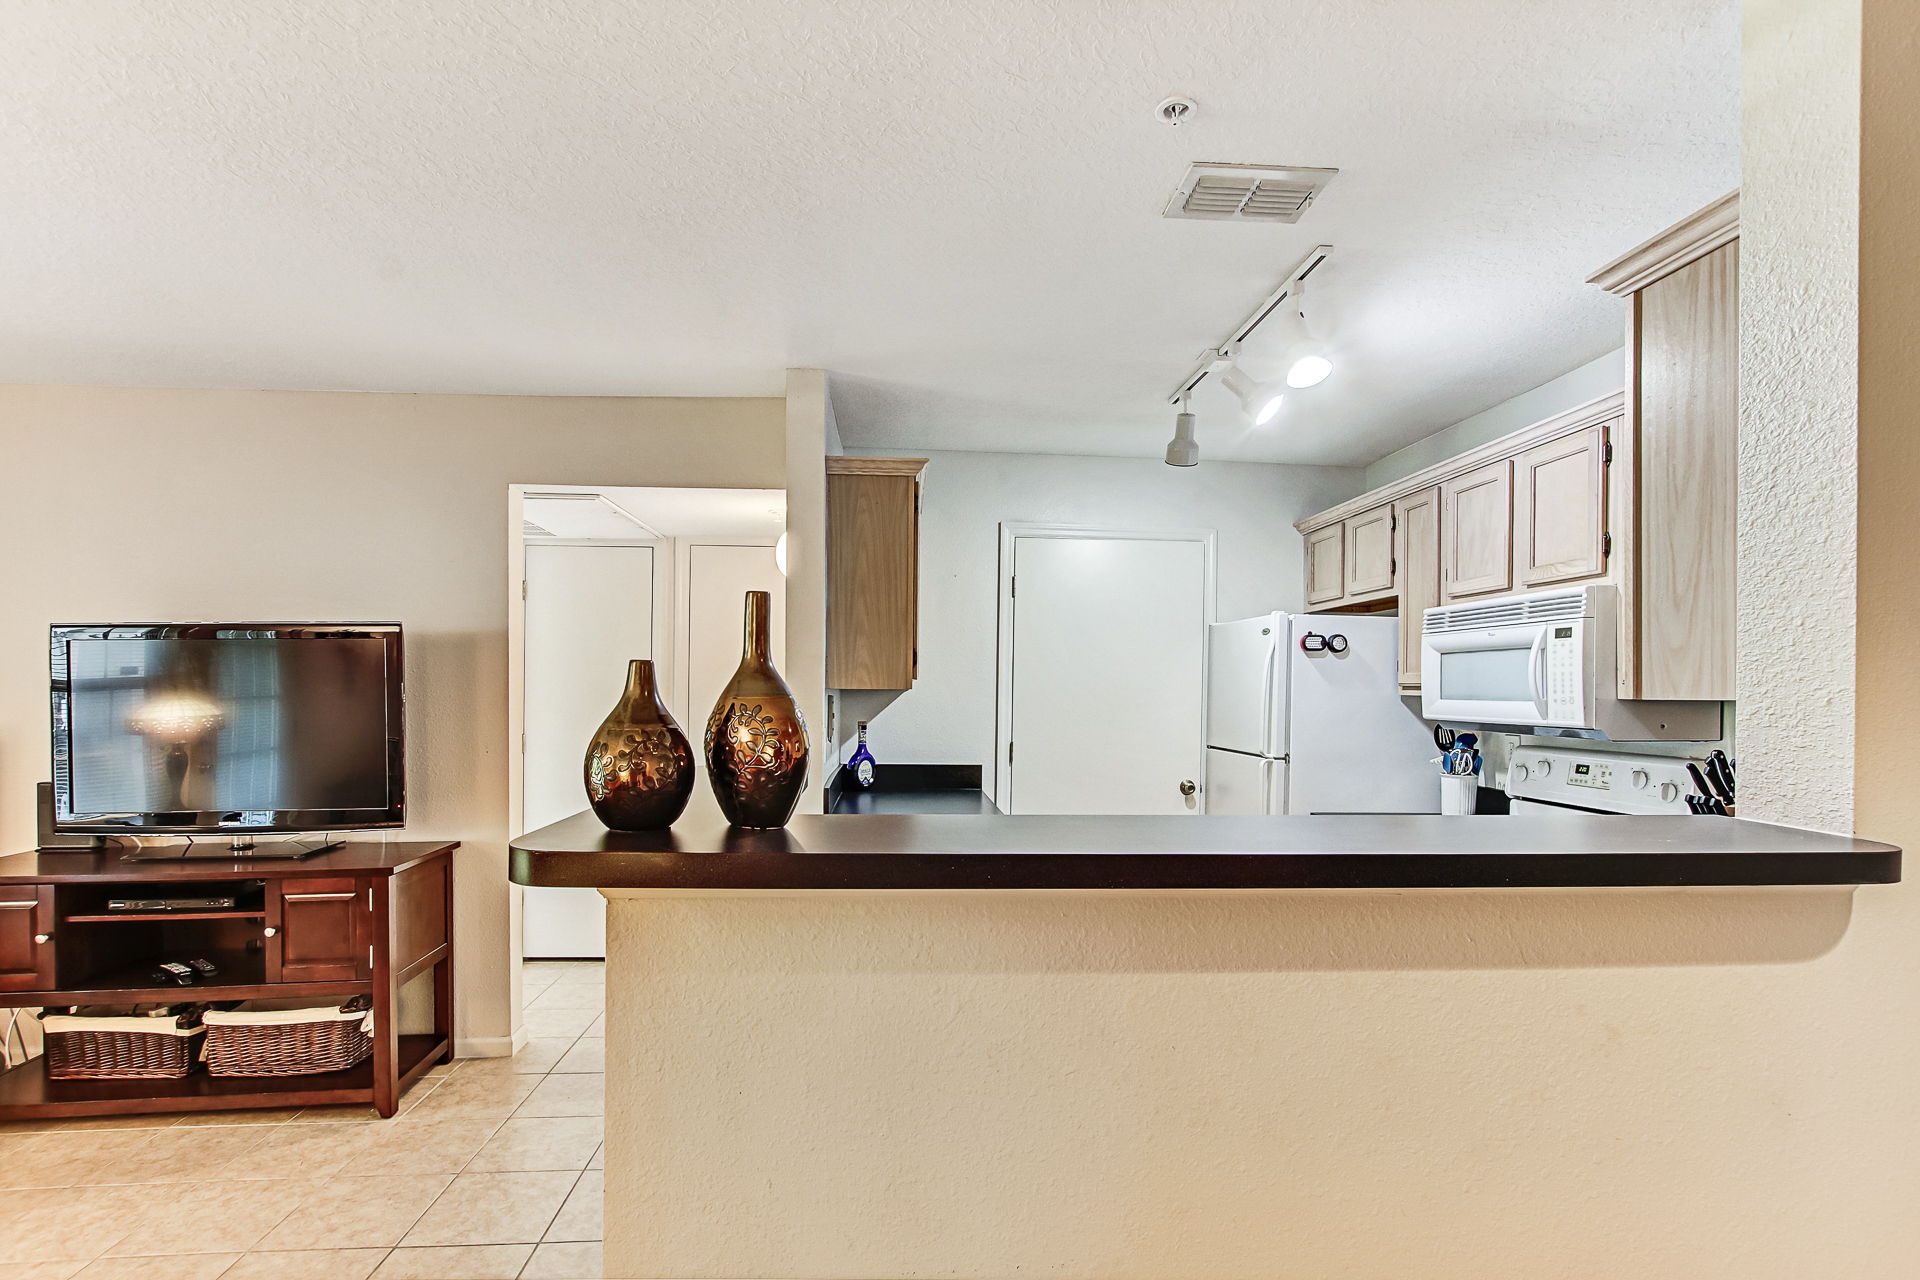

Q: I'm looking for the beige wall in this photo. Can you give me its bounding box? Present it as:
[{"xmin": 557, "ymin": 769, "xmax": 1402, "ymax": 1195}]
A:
[{"xmin": 0, "ymin": 383, "xmax": 784, "ymax": 1050}]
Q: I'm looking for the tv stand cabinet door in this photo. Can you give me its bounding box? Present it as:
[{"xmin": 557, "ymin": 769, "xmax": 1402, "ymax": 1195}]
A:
[
  {"xmin": 0, "ymin": 886, "xmax": 54, "ymax": 992},
  {"xmin": 267, "ymin": 877, "xmax": 372, "ymax": 983}
]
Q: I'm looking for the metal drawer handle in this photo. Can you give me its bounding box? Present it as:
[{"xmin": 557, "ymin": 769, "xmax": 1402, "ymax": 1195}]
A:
[
  {"xmin": 284, "ymin": 892, "xmax": 357, "ymax": 901},
  {"xmin": 0, "ymin": 900, "xmax": 38, "ymax": 910}
]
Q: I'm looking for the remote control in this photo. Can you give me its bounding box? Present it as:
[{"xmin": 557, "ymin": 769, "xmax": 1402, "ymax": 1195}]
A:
[
  {"xmin": 186, "ymin": 958, "xmax": 220, "ymax": 978},
  {"xmin": 150, "ymin": 962, "xmax": 195, "ymax": 986}
]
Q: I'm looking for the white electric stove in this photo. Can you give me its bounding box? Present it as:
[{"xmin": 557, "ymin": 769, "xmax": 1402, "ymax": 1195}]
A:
[{"xmin": 1504, "ymin": 745, "xmax": 1702, "ymax": 817}]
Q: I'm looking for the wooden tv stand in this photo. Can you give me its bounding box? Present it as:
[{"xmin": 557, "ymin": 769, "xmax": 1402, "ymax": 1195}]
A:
[{"xmin": 0, "ymin": 840, "xmax": 456, "ymax": 1120}]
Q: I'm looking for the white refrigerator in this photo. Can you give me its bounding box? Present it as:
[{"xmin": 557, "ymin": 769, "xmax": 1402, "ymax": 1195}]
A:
[{"xmin": 1204, "ymin": 613, "xmax": 1439, "ymax": 816}]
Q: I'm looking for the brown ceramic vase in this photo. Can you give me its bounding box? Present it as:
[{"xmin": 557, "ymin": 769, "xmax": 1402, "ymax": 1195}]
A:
[
  {"xmin": 584, "ymin": 659, "xmax": 696, "ymax": 830},
  {"xmin": 704, "ymin": 590, "xmax": 809, "ymax": 828}
]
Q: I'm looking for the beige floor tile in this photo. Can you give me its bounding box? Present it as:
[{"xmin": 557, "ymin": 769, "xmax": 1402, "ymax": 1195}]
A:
[
  {"xmin": 48, "ymin": 1113, "xmax": 183, "ymax": 1132},
  {"xmin": 98, "ymin": 1123, "xmax": 272, "ymax": 1183},
  {"xmin": 546, "ymin": 964, "xmax": 604, "ymax": 984},
  {"xmin": 350, "ymin": 1118, "xmax": 502, "ymax": 1176},
  {"xmin": 584, "ymin": 1014, "xmax": 603, "ymax": 1034},
  {"xmin": 101, "ymin": 1178, "xmax": 314, "ymax": 1256},
  {"xmin": 217, "ymin": 1118, "xmax": 376, "ymax": 1180},
  {"xmin": 369, "ymin": 1244, "xmax": 534, "ymax": 1278},
  {"xmin": 73, "ymin": 1254, "xmax": 242, "ymax": 1279},
  {"xmin": 255, "ymin": 1173, "xmax": 453, "ymax": 1252},
  {"xmin": 543, "ymin": 1171, "xmax": 601, "ymax": 1242},
  {"xmin": 0, "ymin": 1129, "xmax": 162, "ymax": 1189},
  {"xmin": 398, "ymin": 1171, "xmax": 579, "ymax": 1247},
  {"xmin": 7, "ymin": 1263, "xmax": 86, "ymax": 1280},
  {"xmin": 0, "ymin": 1186, "xmax": 152, "ymax": 1263},
  {"xmin": 402, "ymin": 1073, "xmax": 541, "ymax": 1121},
  {"xmin": 292, "ymin": 1076, "xmax": 440, "ymax": 1124},
  {"xmin": 464, "ymin": 1117, "xmax": 602, "ymax": 1173},
  {"xmin": 451, "ymin": 1038, "xmax": 571, "ymax": 1076},
  {"xmin": 220, "ymin": 1248, "xmax": 389, "ymax": 1280},
  {"xmin": 513, "ymin": 1074, "xmax": 602, "ymax": 1119},
  {"xmin": 519, "ymin": 1241, "xmax": 603, "ymax": 1279},
  {"xmin": 586, "ymin": 1143, "xmax": 603, "ymax": 1170},
  {"xmin": 170, "ymin": 1106, "xmax": 303, "ymax": 1126},
  {"xmin": 521, "ymin": 1007, "xmax": 599, "ymax": 1038},
  {"xmin": 550, "ymin": 1040, "xmax": 603, "ymax": 1074},
  {"xmin": 525, "ymin": 986, "xmax": 605, "ymax": 1011}
]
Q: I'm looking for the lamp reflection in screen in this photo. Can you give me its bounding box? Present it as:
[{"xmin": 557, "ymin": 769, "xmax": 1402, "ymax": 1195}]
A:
[{"xmin": 127, "ymin": 691, "xmax": 225, "ymax": 811}]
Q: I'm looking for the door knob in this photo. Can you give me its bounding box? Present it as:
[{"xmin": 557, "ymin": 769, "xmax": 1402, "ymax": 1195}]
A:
[
  {"xmin": 263, "ymin": 926, "xmax": 278, "ymax": 937},
  {"xmin": 33, "ymin": 933, "xmax": 49, "ymax": 945},
  {"xmin": 1179, "ymin": 780, "xmax": 1197, "ymax": 797}
]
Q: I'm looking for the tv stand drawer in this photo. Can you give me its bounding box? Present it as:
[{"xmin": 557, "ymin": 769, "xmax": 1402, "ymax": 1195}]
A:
[{"xmin": 268, "ymin": 877, "xmax": 371, "ymax": 983}]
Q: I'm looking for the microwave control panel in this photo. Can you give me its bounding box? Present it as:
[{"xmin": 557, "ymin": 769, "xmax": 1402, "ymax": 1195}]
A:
[
  {"xmin": 1566, "ymin": 761, "xmax": 1613, "ymax": 790},
  {"xmin": 1544, "ymin": 624, "xmax": 1583, "ymax": 720}
]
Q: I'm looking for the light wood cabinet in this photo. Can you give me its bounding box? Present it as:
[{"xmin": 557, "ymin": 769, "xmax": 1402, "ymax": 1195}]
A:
[
  {"xmin": 1440, "ymin": 459, "xmax": 1514, "ymax": 600},
  {"xmin": 1590, "ymin": 193, "xmax": 1739, "ymax": 701},
  {"xmin": 826, "ymin": 457, "xmax": 927, "ymax": 691},
  {"xmin": 1343, "ymin": 503, "xmax": 1396, "ymax": 599},
  {"xmin": 1515, "ymin": 421, "xmax": 1610, "ymax": 588},
  {"xmin": 1393, "ymin": 487, "xmax": 1441, "ymax": 692},
  {"xmin": 1304, "ymin": 524, "xmax": 1344, "ymax": 607}
]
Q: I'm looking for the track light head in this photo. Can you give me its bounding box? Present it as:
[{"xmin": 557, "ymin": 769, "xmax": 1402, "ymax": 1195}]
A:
[
  {"xmin": 1165, "ymin": 411, "xmax": 1200, "ymax": 467},
  {"xmin": 1220, "ymin": 365, "xmax": 1284, "ymax": 425},
  {"xmin": 1286, "ymin": 349, "xmax": 1333, "ymax": 388}
]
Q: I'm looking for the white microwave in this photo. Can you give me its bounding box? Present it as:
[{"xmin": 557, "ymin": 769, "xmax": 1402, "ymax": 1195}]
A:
[{"xmin": 1420, "ymin": 584, "xmax": 1720, "ymax": 741}]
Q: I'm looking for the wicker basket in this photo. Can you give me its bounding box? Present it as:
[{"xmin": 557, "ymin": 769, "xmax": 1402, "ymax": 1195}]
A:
[
  {"xmin": 42, "ymin": 1007, "xmax": 207, "ymax": 1080},
  {"xmin": 202, "ymin": 998, "xmax": 374, "ymax": 1077}
]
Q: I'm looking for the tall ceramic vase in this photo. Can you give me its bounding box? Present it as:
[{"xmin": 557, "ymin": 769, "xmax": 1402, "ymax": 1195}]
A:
[
  {"xmin": 704, "ymin": 590, "xmax": 809, "ymax": 828},
  {"xmin": 584, "ymin": 659, "xmax": 696, "ymax": 830}
]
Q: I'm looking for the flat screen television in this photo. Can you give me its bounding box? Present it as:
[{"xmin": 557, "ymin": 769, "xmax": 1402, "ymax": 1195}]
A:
[{"xmin": 50, "ymin": 624, "xmax": 405, "ymax": 848}]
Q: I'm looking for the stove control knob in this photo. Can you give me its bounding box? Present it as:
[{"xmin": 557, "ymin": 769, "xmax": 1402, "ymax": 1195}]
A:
[
  {"xmin": 1533, "ymin": 759, "xmax": 1552, "ymax": 777},
  {"xmin": 1512, "ymin": 764, "xmax": 1529, "ymax": 783},
  {"xmin": 1658, "ymin": 781, "xmax": 1681, "ymax": 804},
  {"xmin": 1631, "ymin": 769, "xmax": 1651, "ymax": 790}
]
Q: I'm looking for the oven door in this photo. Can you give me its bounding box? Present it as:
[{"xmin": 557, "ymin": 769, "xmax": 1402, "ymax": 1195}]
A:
[
  {"xmin": 1509, "ymin": 797, "xmax": 1620, "ymax": 818},
  {"xmin": 1420, "ymin": 623, "xmax": 1551, "ymax": 726}
]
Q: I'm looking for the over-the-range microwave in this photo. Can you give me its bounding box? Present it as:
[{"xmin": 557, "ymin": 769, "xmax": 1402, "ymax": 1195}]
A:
[{"xmin": 1421, "ymin": 584, "xmax": 1721, "ymax": 741}]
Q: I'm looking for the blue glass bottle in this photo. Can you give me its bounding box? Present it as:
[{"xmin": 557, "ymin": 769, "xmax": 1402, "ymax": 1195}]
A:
[{"xmin": 847, "ymin": 721, "xmax": 877, "ymax": 788}]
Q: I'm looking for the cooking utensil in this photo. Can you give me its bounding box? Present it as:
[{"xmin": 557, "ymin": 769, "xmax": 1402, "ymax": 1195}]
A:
[
  {"xmin": 1705, "ymin": 751, "xmax": 1736, "ymax": 803},
  {"xmin": 1433, "ymin": 726, "xmax": 1456, "ymax": 752}
]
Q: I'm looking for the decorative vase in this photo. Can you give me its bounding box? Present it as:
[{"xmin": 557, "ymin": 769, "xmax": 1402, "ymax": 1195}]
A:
[
  {"xmin": 704, "ymin": 590, "xmax": 809, "ymax": 828},
  {"xmin": 584, "ymin": 659, "xmax": 696, "ymax": 831}
]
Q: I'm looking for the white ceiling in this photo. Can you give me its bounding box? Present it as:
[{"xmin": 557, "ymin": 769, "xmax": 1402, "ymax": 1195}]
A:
[{"xmin": 1, "ymin": 2, "xmax": 1737, "ymax": 467}]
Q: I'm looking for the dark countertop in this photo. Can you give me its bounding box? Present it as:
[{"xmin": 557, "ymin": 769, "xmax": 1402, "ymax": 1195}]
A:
[
  {"xmin": 509, "ymin": 802, "xmax": 1900, "ymax": 891},
  {"xmin": 828, "ymin": 764, "xmax": 999, "ymax": 816}
]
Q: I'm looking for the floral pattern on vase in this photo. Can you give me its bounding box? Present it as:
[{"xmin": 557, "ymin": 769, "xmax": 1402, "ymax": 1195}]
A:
[
  {"xmin": 704, "ymin": 589, "xmax": 809, "ymax": 828},
  {"xmin": 585, "ymin": 659, "xmax": 696, "ymax": 830}
]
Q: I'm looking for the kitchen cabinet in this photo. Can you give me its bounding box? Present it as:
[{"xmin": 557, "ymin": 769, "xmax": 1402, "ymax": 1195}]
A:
[
  {"xmin": 1440, "ymin": 459, "xmax": 1514, "ymax": 600},
  {"xmin": 1515, "ymin": 421, "xmax": 1609, "ymax": 588},
  {"xmin": 1304, "ymin": 524, "xmax": 1344, "ymax": 607},
  {"xmin": 826, "ymin": 456, "xmax": 927, "ymax": 690},
  {"xmin": 1393, "ymin": 486, "xmax": 1440, "ymax": 692},
  {"xmin": 1342, "ymin": 503, "xmax": 1396, "ymax": 600},
  {"xmin": 1589, "ymin": 192, "xmax": 1739, "ymax": 701}
]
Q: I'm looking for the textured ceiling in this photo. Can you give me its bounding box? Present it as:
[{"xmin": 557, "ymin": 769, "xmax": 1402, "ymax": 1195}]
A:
[{"xmin": 0, "ymin": 1, "xmax": 1737, "ymax": 466}]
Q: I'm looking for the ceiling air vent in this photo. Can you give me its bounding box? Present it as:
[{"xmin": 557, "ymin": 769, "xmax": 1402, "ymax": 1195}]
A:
[{"xmin": 1163, "ymin": 162, "xmax": 1338, "ymax": 223}]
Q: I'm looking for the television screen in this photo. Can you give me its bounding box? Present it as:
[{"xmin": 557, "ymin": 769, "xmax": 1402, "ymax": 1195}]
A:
[{"xmin": 51, "ymin": 624, "xmax": 404, "ymax": 833}]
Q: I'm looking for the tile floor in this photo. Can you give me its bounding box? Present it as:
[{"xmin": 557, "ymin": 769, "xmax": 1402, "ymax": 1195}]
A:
[{"xmin": 0, "ymin": 961, "xmax": 609, "ymax": 1280}]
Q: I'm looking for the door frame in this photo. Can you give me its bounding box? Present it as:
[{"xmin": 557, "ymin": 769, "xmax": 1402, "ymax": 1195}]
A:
[{"xmin": 992, "ymin": 522, "xmax": 1217, "ymax": 813}]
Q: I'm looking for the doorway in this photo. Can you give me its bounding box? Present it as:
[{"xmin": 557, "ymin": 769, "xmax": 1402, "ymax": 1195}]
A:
[
  {"xmin": 508, "ymin": 486, "xmax": 786, "ymax": 959},
  {"xmin": 994, "ymin": 524, "xmax": 1214, "ymax": 815}
]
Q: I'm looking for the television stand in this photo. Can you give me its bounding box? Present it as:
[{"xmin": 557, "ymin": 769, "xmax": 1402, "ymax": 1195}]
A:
[
  {"xmin": 0, "ymin": 840, "xmax": 456, "ymax": 1119},
  {"xmin": 124, "ymin": 835, "xmax": 346, "ymax": 862}
]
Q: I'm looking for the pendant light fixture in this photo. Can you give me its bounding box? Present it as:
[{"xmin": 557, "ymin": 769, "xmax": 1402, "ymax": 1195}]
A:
[{"xmin": 1164, "ymin": 405, "xmax": 1200, "ymax": 467}]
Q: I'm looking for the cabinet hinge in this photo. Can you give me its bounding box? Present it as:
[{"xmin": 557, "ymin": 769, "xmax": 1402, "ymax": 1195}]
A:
[
  {"xmin": 1008, "ymin": 741, "xmax": 1014, "ymax": 765},
  {"xmin": 520, "ymin": 579, "xmax": 528, "ymax": 600},
  {"xmin": 1602, "ymin": 442, "xmax": 1613, "ymax": 466},
  {"xmin": 1602, "ymin": 532, "xmax": 1613, "ymax": 558},
  {"xmin": 1009, "ymin": 576, "xmax": 1015, "ymax": 598}
]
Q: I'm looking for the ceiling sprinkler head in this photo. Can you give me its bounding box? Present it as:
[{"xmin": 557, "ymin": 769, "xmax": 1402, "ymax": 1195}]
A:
[{"xmin": 1156, "ymin": 96, "xmax": 1197, "ymax": 127}]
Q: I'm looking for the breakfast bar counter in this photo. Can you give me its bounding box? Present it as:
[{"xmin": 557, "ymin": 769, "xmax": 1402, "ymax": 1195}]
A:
[{"xmin": 512, "ymin": 806, "xmax": 1898, "ymax": 1280}]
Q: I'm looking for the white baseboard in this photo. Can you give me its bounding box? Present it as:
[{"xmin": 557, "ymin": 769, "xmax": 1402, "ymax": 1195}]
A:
[{"xmin": 455, "ymin": 1025, "xmax": 528, "ymax": 1060}]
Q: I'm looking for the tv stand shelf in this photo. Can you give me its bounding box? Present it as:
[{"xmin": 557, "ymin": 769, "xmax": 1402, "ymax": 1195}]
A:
[{"xmin": 0, "ymin": 840, "xmax": 456, "ymax": 1119}]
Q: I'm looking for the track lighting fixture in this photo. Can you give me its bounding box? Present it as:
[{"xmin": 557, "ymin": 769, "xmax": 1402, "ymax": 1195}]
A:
[
  {"xmin": 1220, "ymin": 364, "xmax": 1284, "ymax": 425},
  {"xmin": 1165, "ymin": 409, "xmax": 1199, "ymax": 467},
  {"xmin": 1281, "ymin": 276, "xmax": 1333, "ymax": 388}
]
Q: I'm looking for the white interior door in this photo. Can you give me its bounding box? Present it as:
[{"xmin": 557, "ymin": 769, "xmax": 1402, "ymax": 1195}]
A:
[
  {"xmin": 674, "ymin": 542, "xmax": 784, "ymax": 727},
  {"xmin": 523, "ymin": 542, "xmax": 656, "ymax": 958},
  {"xmin": 1003, "ymin": 532, "xmax": 1209, "ymax": 815}
]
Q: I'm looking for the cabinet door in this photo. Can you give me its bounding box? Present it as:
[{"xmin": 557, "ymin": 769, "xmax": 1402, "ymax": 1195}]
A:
[
  {"xmin": 1394, "ymin": 487, "xmax": 1442, "ymax": 691},
  {"xmin": 0, "ymin": 886, "xmax": 54, "ymax": 992},
  {"xmin": 269, "ymin": 877, "xmax": 370, "ymax": 983},
  {"xmin": 1343, "ymin": 504, "xmax": 1396, "ymax": 598},
  {"xmin": 1441, "ymin": 459, "xmax": 1514, "ymax": 600},
  {"xmin": 1303, "ymin": 525, "xmax": 1345, "ymax": 607},
  {"xmin": 827, "ymin": 463, "xmax": 924, "ymax": 690},
  {"xmin": 1517, "ymin": 424, "xmax": 1608, "ymax": 587}
]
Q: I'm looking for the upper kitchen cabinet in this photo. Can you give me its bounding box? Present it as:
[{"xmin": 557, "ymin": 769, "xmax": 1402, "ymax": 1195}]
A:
[
  {"xmin": 1439, "ymin": 459, "xmax": 1514, "ymax": 600},
  {"xmin": 1514, "ymin": 421, "xmax": 1609, "ymax": 589},
  {"xmin": 1304, "ymin": 524, "xmax": 1345, "ymax": 607},
  {"xmin": 1342, "ymin": 503, "xmax": 1397, "ymax": 602},
  {"xmin": 1392, "ymin": 486, "xmax": 1441, "ymax": 693},
  {"xmin": 826, "ymin": 456, "xmax": 927, "ymax": 690},
  {"xmin": 1589, "ymin": 192, "xmax": 1739, "ymax": 701}
]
